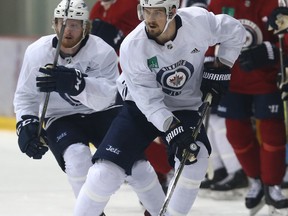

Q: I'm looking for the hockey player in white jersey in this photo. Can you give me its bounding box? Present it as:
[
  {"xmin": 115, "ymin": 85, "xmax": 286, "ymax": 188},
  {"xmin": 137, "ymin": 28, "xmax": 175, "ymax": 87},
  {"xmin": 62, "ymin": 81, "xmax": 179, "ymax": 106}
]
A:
[
  {"xmin": 14, "ymin": 1, "xmax": 166, "ymax": 215},
  {"xmin": 73, "ymin": 0, "xmax": 246, "ymax": 215}
]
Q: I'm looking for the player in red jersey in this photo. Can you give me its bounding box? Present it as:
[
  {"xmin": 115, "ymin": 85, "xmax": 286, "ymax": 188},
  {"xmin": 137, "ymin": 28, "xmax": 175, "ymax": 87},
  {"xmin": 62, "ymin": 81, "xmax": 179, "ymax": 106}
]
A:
[
  {"xmin": 89, "ymin": 0, "xmax": 140, "ymax": 53},
  {"xmin": 207, "ymin": 0, "xmax": 288, "ymax": 215}
]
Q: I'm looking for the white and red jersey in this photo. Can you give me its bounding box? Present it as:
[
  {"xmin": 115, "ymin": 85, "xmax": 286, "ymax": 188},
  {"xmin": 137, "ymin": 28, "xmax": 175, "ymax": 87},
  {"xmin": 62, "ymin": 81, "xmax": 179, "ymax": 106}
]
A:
[{"xmin": 118, "ymin": 6, "xmax": 246, "ymax": 132}]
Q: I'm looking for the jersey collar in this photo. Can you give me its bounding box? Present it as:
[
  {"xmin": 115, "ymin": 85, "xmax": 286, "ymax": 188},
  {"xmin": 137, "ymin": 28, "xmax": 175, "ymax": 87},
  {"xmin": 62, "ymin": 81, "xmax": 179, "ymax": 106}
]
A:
[{"xmin": 52, "ymin": 35, "xmax": 89, "ymax": 58}]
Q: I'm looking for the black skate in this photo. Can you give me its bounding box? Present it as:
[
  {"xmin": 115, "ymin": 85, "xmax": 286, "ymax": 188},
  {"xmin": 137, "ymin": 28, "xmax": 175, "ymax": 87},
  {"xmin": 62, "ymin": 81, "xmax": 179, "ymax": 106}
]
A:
[
  {"xmin": 198, "ymin": 167, "xmax": 227, "ymax": 198},
  {"xmin": 264, "ymin": 185, "xmax": 288, "ymax": 216},
  {"xmin": 209, "ymin": 169, "xmax": 248, "ymax": 200},
  {"xmin": 200, "ymin": 167, "xmax": 228, "ymax": 189},
  {"xmin": 245, "ymin": 178, "xmax": 265, "ymax": 216}
]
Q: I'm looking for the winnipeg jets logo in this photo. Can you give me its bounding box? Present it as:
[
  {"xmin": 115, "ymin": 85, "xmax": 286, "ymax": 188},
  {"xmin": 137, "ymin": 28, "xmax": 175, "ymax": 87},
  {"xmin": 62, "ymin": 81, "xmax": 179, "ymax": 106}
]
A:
[
  {"xmin": 168, "ymin": 71, "xmax": 186, "ymax": 87},
  {"xmin": 156, "ymin": 60, "xmax": 194, "ymax": 96},
  {"xmin": 239, "ymin": 19, "xmax": 263, "ymax": 49}
]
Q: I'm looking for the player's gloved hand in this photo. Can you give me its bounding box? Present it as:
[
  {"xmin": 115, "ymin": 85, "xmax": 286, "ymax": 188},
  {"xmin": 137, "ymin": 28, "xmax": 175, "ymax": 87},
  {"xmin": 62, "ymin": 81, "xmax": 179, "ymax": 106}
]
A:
[
  {"xmin": 267, "ymin": 7, "xmax": 288, "ymax": 34},
  {"xmin": 91, "ymin": 19, "xmax": 124, "ymax": 50},
  {"xmin": 238, "ymin": 42, "xmax": 279, "ymax": 71},
  {"xmin": 165, "ymin": 117, "xmax": 200, "ymax": 164},
  {"xmin": 36, "ymin": 64, "xmax": 87, "ymax": 96},
  {"xmin": 200, "ymin": 59, "xmax": 231, "ymax": 106},
  {"xmin": 16, "ymin": 115, "xmax": 49, "ymax": 159}
]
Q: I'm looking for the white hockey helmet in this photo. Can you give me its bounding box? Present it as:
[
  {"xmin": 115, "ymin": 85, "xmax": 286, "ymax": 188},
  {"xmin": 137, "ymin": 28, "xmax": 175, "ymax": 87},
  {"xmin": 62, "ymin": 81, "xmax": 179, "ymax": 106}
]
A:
[
  {"xmin": 138, "ymin": 0, "xmax": 180, "ymax": 20},
  {"xmin": 54, "ymin": 0, "xmax": 89, "ymax": 22}
]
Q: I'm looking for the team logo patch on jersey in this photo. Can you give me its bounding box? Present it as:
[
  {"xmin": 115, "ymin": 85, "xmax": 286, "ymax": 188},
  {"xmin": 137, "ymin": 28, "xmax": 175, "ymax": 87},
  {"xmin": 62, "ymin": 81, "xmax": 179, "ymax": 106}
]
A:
[
  {"xmin": 167, "ymin": 72, "xmax": 186, "ymax": 87},
  {"xmin": 156, "ymin": 60, "xmax": 194, "ymax": 96},
  {"xmin": 147, "ymin": 56, "xmax": 159, "ymax": 69},
  {"xmin": 239, "ymin": 19, "xmax": 263, "ymax": 49},
  {"xmin": 222, "ymin": 7, "xmax": 235, "ymax": 17}
]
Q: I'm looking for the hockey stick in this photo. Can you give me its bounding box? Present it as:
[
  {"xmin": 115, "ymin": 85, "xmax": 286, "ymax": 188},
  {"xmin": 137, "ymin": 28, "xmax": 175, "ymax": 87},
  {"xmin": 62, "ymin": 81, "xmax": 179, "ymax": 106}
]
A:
[
  {"xmin": 37, "ymin": 0, "xmax": 71, "ymax": 138},
  {"xmin": 203, "ymin": 106, "xmax": 214, "ymax": 180},
  {"xmin": 159, "ymin": 92, "xmax": 213, "ymax": 216}
]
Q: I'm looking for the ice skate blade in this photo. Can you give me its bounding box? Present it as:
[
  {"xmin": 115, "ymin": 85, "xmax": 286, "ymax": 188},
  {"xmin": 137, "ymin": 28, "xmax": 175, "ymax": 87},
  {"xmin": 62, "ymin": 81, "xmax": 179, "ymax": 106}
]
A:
[
  {"xmin": 249, "ymin": 198, "xmax": 265, "ymax": 216},
  {"xmin": 268, "ymin": 205, "xmax": 288, "ymax": 216},
  {"xmin": 210, "ymin": 188, "xmax": 247, "ymax": 200},
  {"xmin": 198, "ymin": 188, "xmax": 246, "ymax": 200}
]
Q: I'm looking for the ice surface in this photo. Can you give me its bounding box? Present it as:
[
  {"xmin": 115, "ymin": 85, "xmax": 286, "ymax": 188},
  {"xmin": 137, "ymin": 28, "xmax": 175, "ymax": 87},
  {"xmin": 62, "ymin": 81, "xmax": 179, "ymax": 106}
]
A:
[{"xmin": 0, "ymin": 130, "xmax": 272, "ymax": 216}]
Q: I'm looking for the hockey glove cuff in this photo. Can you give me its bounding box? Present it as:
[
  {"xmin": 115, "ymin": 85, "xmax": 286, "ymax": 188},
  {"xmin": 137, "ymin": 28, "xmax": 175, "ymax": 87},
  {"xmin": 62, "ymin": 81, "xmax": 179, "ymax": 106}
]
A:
[
  {"xmin": 165, "ymin": 117, "xmax": 200, "ymax": 164},
  {"xmin": 200, "ymin": 60, "xmax": 231, "ymax": 107},
  {"xmin": 16, "ymin": 115, "xmax": 49, "ymax": 159}
]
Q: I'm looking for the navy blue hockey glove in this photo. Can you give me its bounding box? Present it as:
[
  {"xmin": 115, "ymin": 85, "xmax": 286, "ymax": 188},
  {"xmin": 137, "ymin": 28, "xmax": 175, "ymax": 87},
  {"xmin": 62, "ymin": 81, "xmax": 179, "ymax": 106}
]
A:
[
  {"xmin": 37, "ymin": 65, "xmax": 87, "ymax": 96},
  {"xmin": 91, "ymin": 19, "xmax": 124, "ymax": 51},
  {"xmin": 268, "ymin": 7, "xmax": 288, "ymax": 34},
  {"xmin": 16, "ymin": 115, "xmax": 49, "ymax": 159},
  {"xmin": 200, "ymin": 60, "xmax": 231, "ymax": 106},
  {"xmin": 165, "ymin": 118, "xmax": 200, "ymax": 164},
  {"xmin": 238, "ymin": 42, "xmax": 279, "ymax": 71}
]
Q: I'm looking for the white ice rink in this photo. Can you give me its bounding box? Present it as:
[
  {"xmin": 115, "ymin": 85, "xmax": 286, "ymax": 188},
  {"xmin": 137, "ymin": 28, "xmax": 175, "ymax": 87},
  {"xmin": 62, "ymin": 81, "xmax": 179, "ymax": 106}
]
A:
[{"xmin": 0, "ymin": 130, "xmax": 274, "ymax": 216}]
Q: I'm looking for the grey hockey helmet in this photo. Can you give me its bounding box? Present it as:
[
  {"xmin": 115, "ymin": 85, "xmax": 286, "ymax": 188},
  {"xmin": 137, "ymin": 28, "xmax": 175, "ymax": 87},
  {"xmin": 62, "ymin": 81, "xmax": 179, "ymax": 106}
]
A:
[
  {"xmin": 54, "ymin": 0, "xmax": 89, "ymax": 22},
  {"xmin": 138, "ymin": 0, "xmax": 180, "ymax": 20}
]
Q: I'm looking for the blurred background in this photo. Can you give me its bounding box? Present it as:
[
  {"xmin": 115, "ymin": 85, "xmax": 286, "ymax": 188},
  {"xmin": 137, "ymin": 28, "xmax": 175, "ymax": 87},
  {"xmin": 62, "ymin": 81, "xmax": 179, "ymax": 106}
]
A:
[
  {"xmin": 0, "ymin": 0, "xmax": 97, "ymax": 129},
  {"xmin": 0, "ymin": 0, "xmax": 96, "ymax": 36}
]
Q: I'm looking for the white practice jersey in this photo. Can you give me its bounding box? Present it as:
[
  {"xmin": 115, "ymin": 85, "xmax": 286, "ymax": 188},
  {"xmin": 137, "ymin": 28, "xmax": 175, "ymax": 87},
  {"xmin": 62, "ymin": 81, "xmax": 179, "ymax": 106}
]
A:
[
  {"xmin": 118, "ymin": 6, "xmax": 246, "ymax": 132},
  {"xmin": 14, "ymin": 34, "xmax": 119, "ymax": 125}
]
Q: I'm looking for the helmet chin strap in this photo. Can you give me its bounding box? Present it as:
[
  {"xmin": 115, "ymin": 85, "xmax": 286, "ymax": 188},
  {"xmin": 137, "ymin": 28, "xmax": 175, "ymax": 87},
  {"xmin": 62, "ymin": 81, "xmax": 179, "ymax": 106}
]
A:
[
  {"xmin": 67, "ymin": 30, "xmax": 86, "ymax": 49},
  {"xmin": 159, "ymin": 13, "xmax": 176, "ymax": 37}
]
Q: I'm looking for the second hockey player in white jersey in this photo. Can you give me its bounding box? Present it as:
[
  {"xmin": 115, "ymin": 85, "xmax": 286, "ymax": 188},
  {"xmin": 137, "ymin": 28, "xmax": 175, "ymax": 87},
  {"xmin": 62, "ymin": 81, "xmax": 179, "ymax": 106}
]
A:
[
  {"xmin": 14, "ymin": 1, "xmax": 166, "ymax": 215},
  {"xmin": 73, "ymin": 0, "xmax": 246, "ymax": 215}
]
